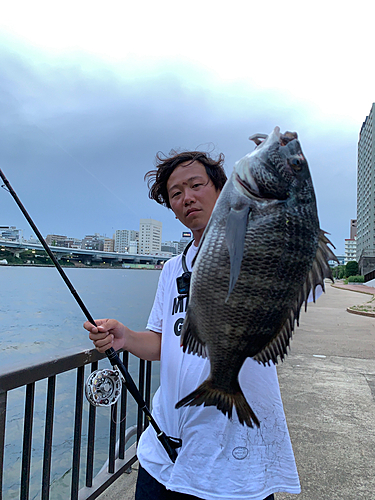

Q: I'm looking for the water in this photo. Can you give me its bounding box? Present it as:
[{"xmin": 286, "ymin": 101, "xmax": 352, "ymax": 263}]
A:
[
  {"xmin": 0, "ymin": 266, "xmax": 161, "ymax": 499},
  {"xmin": 0, "ymin": 266, "xmax": 160, "ymax": 367}
]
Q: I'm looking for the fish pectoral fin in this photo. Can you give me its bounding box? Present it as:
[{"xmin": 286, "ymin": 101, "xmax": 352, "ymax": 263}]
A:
[
  {"xmin": 225, "ymin": 206, "xmax": 251, "ymax": 300},
  {"xmin": 180, "ymin": 309, "xmax": 208, "ymax": 358},
  {"xmin": 254, "ymin": 229, "xmax": 338, "ymax": 366}
]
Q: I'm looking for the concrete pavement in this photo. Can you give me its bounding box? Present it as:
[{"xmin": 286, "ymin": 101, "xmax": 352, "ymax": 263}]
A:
[
  {"xmin": 100, "ymin": 283, "xmax": 375, "ymax": 499},
  {"xmin": 276, "ymin": 283, "xmax": 375, "ymax": 500}
]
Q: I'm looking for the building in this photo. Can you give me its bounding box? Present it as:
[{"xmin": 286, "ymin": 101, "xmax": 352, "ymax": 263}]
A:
[
  {"xmin": 46, "ymin": 234, "xmax": 82, "ymax": 248},
  {"xmin": 0, "ymin": 226, "xmax": 22, "ymax": 241},
  {"xmin": 129, "ymin": 240, "xmax": 138, "ymax": 254},
  {"xmin": 162, "ymin": 241, "xmax": 179, "ymax": 255},
  {"xmin": 114, "ymin": 230, "xmax": 139, "ymax": 253},
  {"xmin": 178, "ymin": 231, "xmax": 192, "ymax": 253},
  {"xmin": 139, "ymin": 219, "xmax": 162, "ymax": 254},
  {"xmin": 343, "ymin": 219, "xmax": 357, "ymax": 264},
  {"xmin": 46, "ymin": 234, "xmax": 68, "ymax": 246},
  {"xmin": 357, "ymin": 103, "xmax": 375, "ymax": 262},
  {"xmin": 103, "ymin": 238, "xmax": 115, "ymax": 252},
  {"xmin": 344, "ymin": 237, "xmax": 357, "ymax": 264},
  {"xmin": 81, "ymin": 234, "xmax": 104, "ymax": 251}
]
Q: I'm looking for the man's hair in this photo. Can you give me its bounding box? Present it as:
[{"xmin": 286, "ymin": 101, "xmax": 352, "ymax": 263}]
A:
[{"xmin": 144, "ymin": 150, "xmax": 227, "ymax": 209}]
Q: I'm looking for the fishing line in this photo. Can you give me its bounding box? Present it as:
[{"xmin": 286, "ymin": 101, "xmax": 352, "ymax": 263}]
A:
[{"xmin": 0, "ymin": 167, "xmax": 181, "ymax": 463}]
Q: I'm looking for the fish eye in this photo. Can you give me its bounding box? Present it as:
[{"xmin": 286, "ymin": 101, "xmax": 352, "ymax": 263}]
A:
[{"xmin": 289, "ymin": 156, "xmax": 304, "ymax": 171}]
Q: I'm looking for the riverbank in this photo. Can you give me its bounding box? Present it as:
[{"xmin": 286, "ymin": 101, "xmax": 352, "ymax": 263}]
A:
[{"xmin": 0, "ymin": 262, "xmax": 162, "ymax": 269}]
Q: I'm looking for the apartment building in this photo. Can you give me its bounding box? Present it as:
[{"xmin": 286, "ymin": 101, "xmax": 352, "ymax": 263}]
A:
[
  {"xmin": 114, "ymin": 229, "xmax": 139, "ymax": 253},
  {"xmin": 344, "ymin": 237, "xmax": 357, "ymax": 264},
  {"xmin": 139, "ymin": 219, "xmax": 162, "ymax": 254},
  {"xmin": 357, "ymin": 103, "xmax": 375, "ymax": 261}
]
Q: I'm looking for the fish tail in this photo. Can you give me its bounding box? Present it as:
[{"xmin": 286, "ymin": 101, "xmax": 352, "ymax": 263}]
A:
[{"xmin": 175, "ymin": 380, "xmax": 260, "ymax": 428}]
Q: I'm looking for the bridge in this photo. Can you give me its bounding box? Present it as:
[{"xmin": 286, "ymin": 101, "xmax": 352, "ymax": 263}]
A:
[{"xmin": 0, "ymin": 239, "xmax": 171, "ymax": 266}]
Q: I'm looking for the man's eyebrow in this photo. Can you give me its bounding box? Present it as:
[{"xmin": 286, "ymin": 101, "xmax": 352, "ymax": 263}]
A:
[{"xmin": 168, "ymin": 176, "xmax": 206, "ymax": 192}]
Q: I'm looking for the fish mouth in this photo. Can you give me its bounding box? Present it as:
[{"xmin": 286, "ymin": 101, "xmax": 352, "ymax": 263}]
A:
[
  {"xmin": 249, "ymin": 127, "xmax": 298, "ymax": 148},
  {"xmin": 235, "ymin": 173, "xmax": 288, "ymax": 202},
  {"xmin": 235, "ymin": 174, "xmax": 264, "ymax": 199}
]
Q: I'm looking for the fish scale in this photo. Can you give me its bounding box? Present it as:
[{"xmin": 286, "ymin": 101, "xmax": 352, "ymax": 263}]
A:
[{"xmin": 175, "ymin": 127, "xmax": 337, "ymax": 427}]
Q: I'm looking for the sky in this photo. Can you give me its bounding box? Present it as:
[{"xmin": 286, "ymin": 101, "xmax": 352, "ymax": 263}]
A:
[{"xmin": 0, "ymin": 1, "xmax": 373, "ymax": 254}]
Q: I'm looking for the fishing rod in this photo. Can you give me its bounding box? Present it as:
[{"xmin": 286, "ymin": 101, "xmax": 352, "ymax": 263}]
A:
[{"xmin": 0, "ymin": 168, "xmax": 181, "ymax": 463}]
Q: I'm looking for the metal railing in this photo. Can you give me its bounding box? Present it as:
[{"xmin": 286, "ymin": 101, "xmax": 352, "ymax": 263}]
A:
[{"xmin": 0, "ymin": 348, "xmax": 155, "ymax": 500}]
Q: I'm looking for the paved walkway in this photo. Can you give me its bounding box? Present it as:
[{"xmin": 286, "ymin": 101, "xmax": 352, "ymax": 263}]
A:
[
  {"xmin": 332, "ymin": 282, "xmax": 375, "ymax": 295},
  {"xmin": 101, "ymin": 284, "xmax": 375, "ymax": 500}
]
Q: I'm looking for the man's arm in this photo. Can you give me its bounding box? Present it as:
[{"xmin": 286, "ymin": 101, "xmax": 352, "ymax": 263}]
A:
[{"xmin": 83, "ymin": 318, "xmax": 162, "ymax": 361}]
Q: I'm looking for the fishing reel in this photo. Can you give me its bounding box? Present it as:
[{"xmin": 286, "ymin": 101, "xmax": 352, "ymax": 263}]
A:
[{"xmin": 85, "ymin": 367, "xmax": 123, "ymax": 407}]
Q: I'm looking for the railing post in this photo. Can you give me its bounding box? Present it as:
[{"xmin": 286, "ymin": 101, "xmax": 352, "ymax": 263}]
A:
[
  {"xmin": 42, "ymin": 376, "xmax": 56, "ymax": 500},
  {"xmin": 0, "ymin": 348, "xmax": 156, "ymax": 500},
  {"xmin": 85, "ymin": 362, "xmax": 98, "ymax": 488},
  {"xmin": 145, "ymin": 361, "xmax": 152, "ymax": 430},
  {"xmin": 119, "ymin": 351, "xmax": 128, "ymax": 460},
  {"xmin": 137, "ymin": 360, "xmax": 145, "ymax": 443},
  {"xmin": 108, "ymin": 403, "xmax": 117, "ymax": 474},
  {"xmin": 21, "ymin": 383, "xmax": 35, "ymax": 500},
  {"xmin": 0, "ymin": 391, "xmax": 7, "ymax": 500},
  {"xmin": 71, "ymin": 366, "xmax": 85, "ymax": 500}
]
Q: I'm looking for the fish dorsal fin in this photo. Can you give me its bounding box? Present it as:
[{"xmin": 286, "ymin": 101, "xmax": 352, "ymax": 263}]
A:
[
  {"xmin": 180, "ymin": 308, "xmax": 209, "ymax": 358},
  {"xmin": 225, "ymin": 206, "xmax": 251, "ymax": 301},
  {"xmin": 254, "ymin": 230, "xmax": 337, "ymax": 366}
]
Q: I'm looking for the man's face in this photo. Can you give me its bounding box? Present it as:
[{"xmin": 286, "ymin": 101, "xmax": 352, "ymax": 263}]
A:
[{"xmin": 167, "ymin": 161, "xmax": 221, "ymax": 243}]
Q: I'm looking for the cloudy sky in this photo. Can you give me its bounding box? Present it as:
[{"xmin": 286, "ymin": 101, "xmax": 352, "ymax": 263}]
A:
[{"xmin": 0, "ymin": 1, "xmax": 372, "ymax": 254}]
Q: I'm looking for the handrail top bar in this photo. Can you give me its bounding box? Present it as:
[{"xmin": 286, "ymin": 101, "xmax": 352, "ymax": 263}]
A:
[{"xmin": 0, "ymin": 347, "xmax": 112, "ymax": 393}]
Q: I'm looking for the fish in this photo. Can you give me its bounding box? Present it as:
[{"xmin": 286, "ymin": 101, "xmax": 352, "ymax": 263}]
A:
[{"xmin": 175, "ymin": 126, "xmax": 337, "ymax": 427}]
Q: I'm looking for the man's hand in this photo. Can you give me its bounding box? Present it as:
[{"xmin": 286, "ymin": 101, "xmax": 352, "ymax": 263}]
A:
[
  {"xmin": 83, "ymin": 320, "xmax": 162, "ymax": 360},
  {"xmin": 84, "ymin": 318, "xmax": 127, "ymax": 353}
]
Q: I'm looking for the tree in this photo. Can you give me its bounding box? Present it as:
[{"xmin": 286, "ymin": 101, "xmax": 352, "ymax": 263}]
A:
[
  {"xmin": 332, "ymin": 265, "xmax": 346, "ymax": 279},
  {"xmin": 345, "ymin": 261, "xmax": 359, "ymax": 278}
]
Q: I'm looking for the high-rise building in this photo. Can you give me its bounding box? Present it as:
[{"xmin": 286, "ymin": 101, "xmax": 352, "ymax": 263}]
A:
[
  {"xmin": 357, "ymin": 103, "xmax": 375, "ymax": 261},
  {"xmin": 350, "ymin": 219, "xmax": 357, "ymax": 240},
  {"xmin": 114, "ymin": 229, "xmax": 138, "ymax": 253},
  {"xmin": 344, "ymin": 238, "xmax": 357, "ymax": 264},
  {"xmin": 139, "ymin": 219, "xmax": 162, "ymax": 254}
]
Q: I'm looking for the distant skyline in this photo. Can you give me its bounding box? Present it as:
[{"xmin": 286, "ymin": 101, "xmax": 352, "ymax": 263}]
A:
[
  {"xmin": 1, "ymin": 222, "xmax": 190, "ymax": 245},
  {"xmin": 1, "ymin": 2, "xmax": 373, "ymax": 254},
  {"xmin": 2, "ymin": 223, "xmax": 189, "ymax": 244}
]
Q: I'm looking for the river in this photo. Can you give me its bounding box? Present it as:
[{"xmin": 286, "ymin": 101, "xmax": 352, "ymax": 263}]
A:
[{"xmin": 0, "ymin": 266, "xmax": 161, "ymax": 499}]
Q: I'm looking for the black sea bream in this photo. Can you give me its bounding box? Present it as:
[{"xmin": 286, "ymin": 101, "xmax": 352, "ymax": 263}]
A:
[{"xmin": 175, "ymin": 127, "xmax": 337, "ymax": 427}]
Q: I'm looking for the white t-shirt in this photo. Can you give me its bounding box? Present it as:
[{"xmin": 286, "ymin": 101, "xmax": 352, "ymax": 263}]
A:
[{"xmin": 137, "ymin": 243, "xmax": 301, "ymax": 500}]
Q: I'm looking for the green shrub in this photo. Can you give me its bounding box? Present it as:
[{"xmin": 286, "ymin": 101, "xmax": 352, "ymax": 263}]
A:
[
  {"xmin": 347, "ymin": 275, "xmax": 364, "ymax": 283},
  {"xmin": 346, "ymin": 261, "xmax": 359, "ymax": 277}
]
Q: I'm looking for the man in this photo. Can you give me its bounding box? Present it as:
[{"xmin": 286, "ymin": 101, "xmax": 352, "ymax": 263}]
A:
[{"xmin": 84, "ymin": 150, "xmax": 301, "ymax": 500}]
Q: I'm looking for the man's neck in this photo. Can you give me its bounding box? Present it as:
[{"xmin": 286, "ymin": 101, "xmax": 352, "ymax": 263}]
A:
[{"xmin": 192, "ymin": 228, "xmax": 205, "ymax": 246}]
